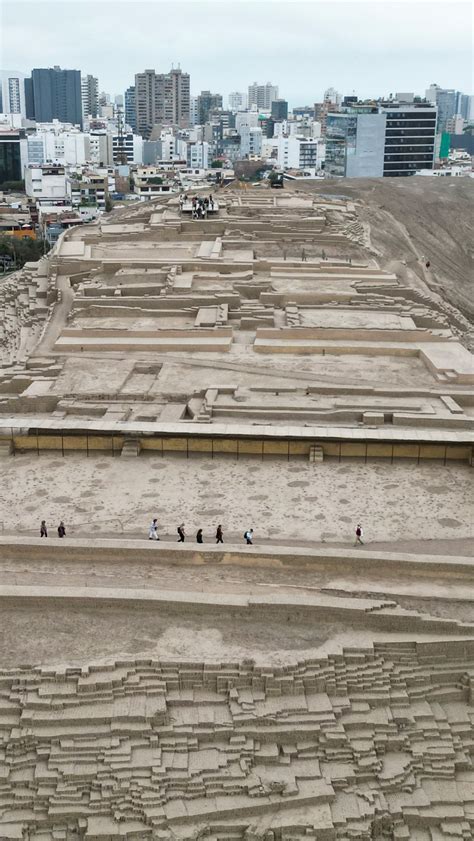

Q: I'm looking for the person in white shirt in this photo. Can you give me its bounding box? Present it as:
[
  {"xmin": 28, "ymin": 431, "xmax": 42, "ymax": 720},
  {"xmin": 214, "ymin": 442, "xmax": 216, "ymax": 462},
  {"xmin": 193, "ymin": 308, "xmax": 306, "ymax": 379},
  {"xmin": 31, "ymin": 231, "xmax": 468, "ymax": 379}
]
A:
[{"xmin": 148, "ymin": 519, "xmax": 159, "ymax": 540}]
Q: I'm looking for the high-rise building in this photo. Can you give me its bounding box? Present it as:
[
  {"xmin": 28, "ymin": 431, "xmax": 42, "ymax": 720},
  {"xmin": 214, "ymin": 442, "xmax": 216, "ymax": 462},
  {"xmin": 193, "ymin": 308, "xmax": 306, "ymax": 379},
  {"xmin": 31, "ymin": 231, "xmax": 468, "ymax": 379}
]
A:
[
  {"xmin": 325, "ymin": 102, "xmax": 437, "ymax": 178},
  {"xmin": 26, "ymin": 67, "xmax": 82, "ymax": 126},
  {"xmin": 81, "ymin": 74, "xmax": 99, "ymax": 120},
  {"xmin": 324, "ymin": 87, "xmax": 342, "ymax": 107},
  {"xmin": 124, "ymin": 86, "xmax": 136, "ymax": 131},
  {"xmin": 435, "ymin": 89, "xmax": 456, "ymax": 133},
  {"xmin": 165, "ymin": 67, "xmax": 190, "ymax": 127},
  {"xmin": 196, "ymin": 91, "xmax": 223, "ymax": 125},
  {"xmin": 425, "ymin": 84, "xmax": 456, "ymax": 133},
  {"xmin": 135, "ymin": 70, "xmax": 157, "ymax": 137},
  {"xmin": 248, "ymin": 82, "xmax": 278, "ymax": 110},
  {"xmin": 190, "ymin": 96, "xmax": 199, "ymax": 127},
  {"xmin": 228, "ymin": 91, "xmax": 247, "ymax": 111},
  {"xmin": 0, "ymin": 128, "xmax": 28, "ymax": 183},
  {"xmin": 271, "ymin": 99, "xmax": 288, "ymax": 121},
  {"xmin": 455, "ymin": 91, "xmax": 471, "ymax": 120},
  {"xmin": 0, "ymin": 72, "xmax": 26, "ymax": 116},
  {"xmin": 135, "ymin": 67, "xmax": 190, "ymax": 138}
]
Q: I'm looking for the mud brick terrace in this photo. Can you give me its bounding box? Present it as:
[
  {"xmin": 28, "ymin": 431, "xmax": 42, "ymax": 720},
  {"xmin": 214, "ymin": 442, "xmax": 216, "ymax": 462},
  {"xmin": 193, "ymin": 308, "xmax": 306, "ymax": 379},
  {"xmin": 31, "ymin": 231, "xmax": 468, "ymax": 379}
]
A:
[{"xmin": 0, "ymin": 183, "xmax": 473, "ymax": 840}]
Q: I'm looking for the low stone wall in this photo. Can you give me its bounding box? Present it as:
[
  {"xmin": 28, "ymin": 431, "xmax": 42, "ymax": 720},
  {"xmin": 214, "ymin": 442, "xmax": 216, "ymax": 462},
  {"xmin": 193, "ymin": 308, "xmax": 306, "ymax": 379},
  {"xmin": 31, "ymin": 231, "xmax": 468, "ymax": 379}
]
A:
[
  {"xmin": 1, "ymin": 537, "xmax": 472, "ymax": 579},
  {"xmin": 6, "ymin": 431, "xmax": 473, "ymax": 463}
]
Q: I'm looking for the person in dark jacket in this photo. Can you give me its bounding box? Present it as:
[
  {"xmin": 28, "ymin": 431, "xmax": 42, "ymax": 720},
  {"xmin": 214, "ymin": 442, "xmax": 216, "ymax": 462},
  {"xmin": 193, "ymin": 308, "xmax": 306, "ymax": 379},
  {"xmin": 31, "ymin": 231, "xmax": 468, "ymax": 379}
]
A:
[
  {"xmin": 40, "ymin": 520, "xmax": 48, "ymax": 537},
  {"xmin": 177, "ymin": 523, "xmax": 185, "ymax": 542},
  {"xmin": 196, "ymin": 528, "xmax": 203, "ymax": 544},
  {"xmin": 57, "ymin": 521, "xmax": 66, "ymax": 538},
  {"xmin": 216, "ymin": 524, "xmax": 224, "ymax": 544}
]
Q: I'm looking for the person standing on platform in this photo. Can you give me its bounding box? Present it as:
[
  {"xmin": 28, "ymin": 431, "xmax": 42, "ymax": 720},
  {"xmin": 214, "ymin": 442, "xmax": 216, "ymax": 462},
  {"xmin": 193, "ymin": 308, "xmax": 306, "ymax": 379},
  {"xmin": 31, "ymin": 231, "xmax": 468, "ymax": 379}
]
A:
[
  {"xmin": 196, "ymin": 528, "xmax": 203, "ymax": 544},
  {"xmin": 216, "ymin": 524, "xmax": 224, "ymax": 544},
  {"xmin": 244, "ymin": 528, "xmax": 253, "ymax": 545},
  {"xmin": 177, "ymin": 523, "xmax": 185, "ymax": 542},
  {"xmin": 57, "ymin": 521, "xmax": 66, "ymax": 538},
  {"xmin": 40, "ymin": 520, "xmax": 48, "ymax": 537}
]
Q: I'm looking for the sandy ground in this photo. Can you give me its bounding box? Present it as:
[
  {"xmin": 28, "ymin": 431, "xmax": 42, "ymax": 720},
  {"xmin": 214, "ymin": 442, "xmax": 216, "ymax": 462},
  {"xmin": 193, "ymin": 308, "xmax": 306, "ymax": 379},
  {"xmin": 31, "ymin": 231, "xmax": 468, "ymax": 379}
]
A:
[
  {"xmin": 0, "ymin": 600, "xmax": 368, "ymax": 668},
  {"xmin": 296, "ymin": 177, "xmax": 474, "ymax": 323},
  {"xmin": 0, "ymin": 453, "xmax": 472, "ymax": 544}
]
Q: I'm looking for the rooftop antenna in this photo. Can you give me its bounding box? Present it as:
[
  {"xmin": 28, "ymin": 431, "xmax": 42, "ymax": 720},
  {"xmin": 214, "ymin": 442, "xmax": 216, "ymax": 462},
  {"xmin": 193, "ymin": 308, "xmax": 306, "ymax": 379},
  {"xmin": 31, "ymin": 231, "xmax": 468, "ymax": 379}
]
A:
[{"xmin": 116, "ymin": 105, "xmax": 127, "ymax": 165}]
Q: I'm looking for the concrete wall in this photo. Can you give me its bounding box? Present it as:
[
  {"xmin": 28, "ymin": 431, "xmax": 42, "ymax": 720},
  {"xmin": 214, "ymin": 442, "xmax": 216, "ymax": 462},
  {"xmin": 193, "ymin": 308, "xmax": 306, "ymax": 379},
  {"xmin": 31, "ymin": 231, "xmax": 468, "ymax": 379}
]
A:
[{"xmin": 8, "ymin": 432, "xmax": 472, "ymax": 463}]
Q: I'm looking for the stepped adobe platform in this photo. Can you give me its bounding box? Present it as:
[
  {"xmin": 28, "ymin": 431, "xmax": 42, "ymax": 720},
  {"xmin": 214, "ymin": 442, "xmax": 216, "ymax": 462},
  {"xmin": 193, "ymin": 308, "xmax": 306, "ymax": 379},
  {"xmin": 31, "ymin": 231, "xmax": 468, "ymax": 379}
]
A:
[
  {"xmin": 0, "ymin": 184, "xmax": 472, "ymax": 459},
  {"xmin": 0, "ymin": 180, "xmax": 473, "ymax": 839},
  {"xmin": 0, "ymin": 538, "xmax": 474, "ymax": 840}
]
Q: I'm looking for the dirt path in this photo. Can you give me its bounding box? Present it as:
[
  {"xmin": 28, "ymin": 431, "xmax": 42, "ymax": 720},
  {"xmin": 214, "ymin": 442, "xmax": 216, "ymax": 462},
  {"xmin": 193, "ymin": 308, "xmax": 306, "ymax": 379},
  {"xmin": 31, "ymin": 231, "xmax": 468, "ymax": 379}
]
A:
[{"xmin": 33, "ymin": 275, "xmax": 73, "ymax": 355}]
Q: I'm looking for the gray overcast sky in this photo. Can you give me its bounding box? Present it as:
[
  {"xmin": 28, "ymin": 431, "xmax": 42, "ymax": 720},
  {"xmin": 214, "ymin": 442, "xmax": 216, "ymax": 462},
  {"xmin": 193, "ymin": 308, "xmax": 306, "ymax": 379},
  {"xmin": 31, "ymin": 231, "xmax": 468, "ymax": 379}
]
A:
[{"xmin": 1, "ymin": 0, "xmax": 472, "ymax": 106}]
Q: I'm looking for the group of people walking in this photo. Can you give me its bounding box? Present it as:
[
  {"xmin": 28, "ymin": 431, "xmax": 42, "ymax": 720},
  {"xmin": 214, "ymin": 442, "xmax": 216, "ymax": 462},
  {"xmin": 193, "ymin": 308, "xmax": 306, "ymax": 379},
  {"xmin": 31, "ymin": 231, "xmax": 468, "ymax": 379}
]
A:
[
  {"xmin": 179, "ymin": 193, "xmax": 215, "ymax": 219},
  {"xmin": 38, "ymin": 519, "xmax": 363, "ymax": 546},
  {"xmin": 148, "ymin": 521, "xmax": 254, "ymax": 545}
]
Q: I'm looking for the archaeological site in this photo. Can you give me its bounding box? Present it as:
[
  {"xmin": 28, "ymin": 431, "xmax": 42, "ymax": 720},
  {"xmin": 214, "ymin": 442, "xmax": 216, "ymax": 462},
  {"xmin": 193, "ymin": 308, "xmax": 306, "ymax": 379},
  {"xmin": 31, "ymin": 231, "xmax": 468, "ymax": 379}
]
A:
[{"xmin": 0, "ymin": 179, "xmax": 473, "ymax": 840}]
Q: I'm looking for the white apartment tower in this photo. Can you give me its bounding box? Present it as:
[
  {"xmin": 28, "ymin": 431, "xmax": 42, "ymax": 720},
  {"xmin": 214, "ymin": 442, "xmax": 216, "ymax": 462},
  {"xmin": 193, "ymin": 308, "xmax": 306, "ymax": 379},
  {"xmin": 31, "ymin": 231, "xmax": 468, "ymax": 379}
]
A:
[
  {"xmin": 81, "ymin": 75, "xmax": 99, "ymax": 120},
  {"xmin": 0, "ymin": 71, "xmax": 26, "ymax": 116},
  {"xmin": 248, "ymin": 82, "xmax": 278, "ymax": 110}
]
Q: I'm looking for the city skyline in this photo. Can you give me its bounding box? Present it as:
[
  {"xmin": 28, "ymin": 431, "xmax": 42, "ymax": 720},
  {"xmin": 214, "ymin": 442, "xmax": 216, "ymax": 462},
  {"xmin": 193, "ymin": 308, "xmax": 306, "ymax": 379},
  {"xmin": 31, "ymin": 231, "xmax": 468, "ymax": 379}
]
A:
[{"xmin": 1, "ymin": 0, "xmax": 472, "ymax": 107}]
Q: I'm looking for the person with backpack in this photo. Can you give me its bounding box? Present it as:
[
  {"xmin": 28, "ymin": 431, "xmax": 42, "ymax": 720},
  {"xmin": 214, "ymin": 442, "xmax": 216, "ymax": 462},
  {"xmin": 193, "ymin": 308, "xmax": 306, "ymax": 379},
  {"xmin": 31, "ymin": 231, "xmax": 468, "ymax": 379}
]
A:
[
  {"xmin": 177, "ymin": 523, "xmax": 185, "ymax": 543},
  {"xmin": 354, "ymin": 523, "xmax": 364, "ymax": 545},
  {"xmin": 244, "ymin": 528, "xmax": 254, "ymax": 545}
]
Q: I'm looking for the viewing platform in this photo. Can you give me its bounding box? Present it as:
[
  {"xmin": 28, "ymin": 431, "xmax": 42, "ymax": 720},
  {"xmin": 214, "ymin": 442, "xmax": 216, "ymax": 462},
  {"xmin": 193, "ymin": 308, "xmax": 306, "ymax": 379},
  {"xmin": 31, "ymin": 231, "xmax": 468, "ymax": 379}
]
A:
[{"xmin": 181, "ymin": 199, "xmax": 219, "ymax": 215}]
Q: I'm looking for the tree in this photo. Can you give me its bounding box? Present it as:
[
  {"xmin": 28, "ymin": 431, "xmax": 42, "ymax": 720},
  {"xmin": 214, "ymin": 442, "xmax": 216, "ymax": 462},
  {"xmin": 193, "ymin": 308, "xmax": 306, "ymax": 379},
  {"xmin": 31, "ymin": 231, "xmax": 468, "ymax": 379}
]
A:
[
  {"xmin": 211, "ymin": 160, "xmax": 223, "ymax": 168},
  {"xmin": 105, "ymin": 196, "xmax": 113, "ymax": 212},
  {"xmin": 0, "ymin": 180, "xmax": 25, "ymax": 192},
  {"xmin": 0, "ymin": 235, "xmax": 50, "ymax": 270}
]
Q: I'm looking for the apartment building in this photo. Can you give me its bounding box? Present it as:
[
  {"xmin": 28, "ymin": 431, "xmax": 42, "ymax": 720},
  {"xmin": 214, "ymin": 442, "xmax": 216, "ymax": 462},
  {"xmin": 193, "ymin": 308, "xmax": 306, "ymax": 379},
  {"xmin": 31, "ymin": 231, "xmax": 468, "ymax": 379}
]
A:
[
  {"xmin": 276, "ymin": 135, "xmax": 321, "ymax": 171},
  {"xmin": 0, "ymin": 128, "xmax": 28, "ymax": 182},
  {"xmin": 81, "ymin": 75, "xmax": 99, "ymax": 120},
  {"xmin": 248, "ymin": 82, "xmax": 278, "ymax": 110},
  {"xmin": 135, "ymin": 68, "xmax": 190, "ymax": 138},
  {"xmin": 124, "ymin": 86, "xmax": 136, "ymax": 131},
  {"xmin": 196, "ymin": 91, "xmax": 223, "ymax": 125},
  {"xmin": 25, "ymin": 67, "xmax": 82, "ymax": 126},
  {"xmin": 326, "ymin": 102, "xmax": 437, "ymax": 177},
  {"xmin": 240, "ymin": 125, "xmax": 263, "ymax": 158},
  {"xmin": 228, "ymin": 91, "xmax": 247, "ymax": 112},
  {"xmin": 0, "ymin": 71, "xmax": 26, "ymax": 116},
  {"xmin": 24, "ymin": 164, "xmax": 70, "ymax": 202}
]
